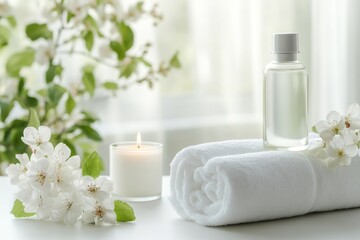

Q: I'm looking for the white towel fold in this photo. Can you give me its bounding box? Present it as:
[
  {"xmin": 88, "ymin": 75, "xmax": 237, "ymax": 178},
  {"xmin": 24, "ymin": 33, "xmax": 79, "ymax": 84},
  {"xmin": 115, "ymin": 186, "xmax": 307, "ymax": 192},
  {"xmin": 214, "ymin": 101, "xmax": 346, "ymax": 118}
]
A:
[{"xmin": 169, "ymin": 138, "xmax": 360, "ymax": 226}]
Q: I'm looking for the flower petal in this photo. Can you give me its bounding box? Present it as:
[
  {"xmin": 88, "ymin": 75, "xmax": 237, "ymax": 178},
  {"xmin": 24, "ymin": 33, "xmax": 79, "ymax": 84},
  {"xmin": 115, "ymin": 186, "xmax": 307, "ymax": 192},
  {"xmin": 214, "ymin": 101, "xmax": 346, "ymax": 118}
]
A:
[
  {"xmin": 23, "ymin": 127, "xmax": 38, "ymax": 141},
  {"xmin": 327, "ymin": 111, "xmax": 342, "ymax": 124},
  {"xmin": 347, "ymin": 103, "xmax": 360, "ymax": 118},
  {"xmin": 66, "ymin": 155, "xmax": 80, "ymax": 169},
  {"xmin": 339, "ymin": 156, "xmax": 352, "ymax": 166},
  {"xmin": 319, "ymin": 129, "xmax": 335, "ymax": 141},
  {"xmin": 315, "ymin": 120, "xmax": 330, "ymax": 133},
  {"xmin": 64, "ymin": 209, "xmax": 80, "ymax": 225},
  {"xmin": 325, "ymin": 144, "xmax": 337, "ymax": 157},
  {"xmin": 103, "ymin": 199, "xmax": 115, "ymax": 211},
  {"xmin": 81, "ymin": 176, "xmax": 94, "ymax": 186},
  {"xmin": 330, "ymin": 135, "xmax": 345, "ymax": 149},
  {"xmin": 344, "ymin": 144, "xmax": 358, "ymax": 158},
  {"xmin": 15, "ymin": 153, "xmax": 30, "ymax": 165},
  {"xmin": 326, "ymin": 157, "xmax": 339, "ymax": 168},
  {"xmin": 82, "ymin": 211, "xmax": 95, "ymax": 224},
  {"xmin": 337, "ymin": 118, "xmax": 346, "ymax": 130},
  {"xmin": 38, "ymin": 142, "xmax": 54, "ymax": 156},
  {"xmin": 39, "ymin": 126, "xmax": 51, "ymax": 142},
  {"xmin": 96, "ymin": 176, "xmax": 113, "ymax": 192},
  {"xmin": 103, "ymin": 211, "xmax": 116, "ymax": 224},
  {"xmin": 349, "ymin": 119, "xmax": 360, "ymax": 129},
  {"xmin": 54, "ymin": 143, "xmax": 71, "ymax": 162}
]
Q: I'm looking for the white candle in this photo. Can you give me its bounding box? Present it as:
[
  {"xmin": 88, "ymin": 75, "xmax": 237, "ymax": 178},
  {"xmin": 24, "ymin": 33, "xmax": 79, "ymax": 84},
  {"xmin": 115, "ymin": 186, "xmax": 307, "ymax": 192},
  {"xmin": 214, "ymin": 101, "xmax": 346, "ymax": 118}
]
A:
[{"xmin": 110, "ymin": 133, "xmax": 163, "ymax": 201}]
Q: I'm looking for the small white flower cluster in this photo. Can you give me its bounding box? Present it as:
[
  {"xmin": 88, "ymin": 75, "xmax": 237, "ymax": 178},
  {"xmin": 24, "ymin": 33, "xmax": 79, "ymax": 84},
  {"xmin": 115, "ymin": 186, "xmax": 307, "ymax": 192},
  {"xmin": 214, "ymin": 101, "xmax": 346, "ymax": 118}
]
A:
[
  {"xmin": 6, "ymin": 126, "xmax": 116, "ymax": 225},
  {"xmin": 310, "ymin": 103, "xmax": 360, "ymax": 167}
]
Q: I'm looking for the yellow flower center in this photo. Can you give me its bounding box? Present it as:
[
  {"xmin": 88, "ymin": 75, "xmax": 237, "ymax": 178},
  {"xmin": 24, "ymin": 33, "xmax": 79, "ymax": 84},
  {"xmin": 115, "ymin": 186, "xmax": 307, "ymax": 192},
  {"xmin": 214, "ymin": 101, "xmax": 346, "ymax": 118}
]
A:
[
  {"xmin": 87, "ymin": 184, "xmax": 100, "ymax": 194},
  {"xmin": 37, "ymin": 171, "xmax": 46, "ymax": 185},
  {"xmin": 94, "ymin": 206, "xmax": 105, "ymax": 219}
]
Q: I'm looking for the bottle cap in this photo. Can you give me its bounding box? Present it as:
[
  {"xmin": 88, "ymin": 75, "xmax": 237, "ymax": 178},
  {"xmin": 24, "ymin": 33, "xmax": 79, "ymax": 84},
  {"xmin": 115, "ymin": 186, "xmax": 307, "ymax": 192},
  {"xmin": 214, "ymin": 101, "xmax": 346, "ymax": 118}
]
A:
[{"xmin": 272, "ymin": 33, "xmax": 299, "ymax": 54}]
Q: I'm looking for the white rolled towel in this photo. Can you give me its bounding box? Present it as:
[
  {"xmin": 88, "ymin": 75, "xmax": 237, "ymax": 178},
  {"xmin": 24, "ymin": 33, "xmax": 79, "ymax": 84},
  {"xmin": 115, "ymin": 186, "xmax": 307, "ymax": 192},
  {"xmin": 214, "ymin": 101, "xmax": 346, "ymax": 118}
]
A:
[{"xmin": 169, "ymin": 138, "xmax": 360, "ymax": 226}]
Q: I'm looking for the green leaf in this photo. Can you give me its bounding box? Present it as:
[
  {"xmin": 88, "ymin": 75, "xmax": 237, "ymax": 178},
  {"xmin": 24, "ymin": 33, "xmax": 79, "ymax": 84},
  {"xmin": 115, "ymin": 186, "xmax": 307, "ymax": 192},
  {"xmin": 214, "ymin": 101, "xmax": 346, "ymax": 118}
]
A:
[
  {"xmin": 25, "ymin": 23, "xmax": 52, "ymax": 41},
  {"xmin": 66, "ymin": 94, "xmax": 76, "ymax": 114},
  {"xmin": 78, "ymin": 125, "xmax": 102, "ymax": 141},
  {"xmin": 139, "ymin": 57, "xmax": 152, "ymax": 67},
  {"xmin": 28, "ymin": 108, "xmax": 40, "ymax": 128},
  {"xmin": 82, "ymin": 151, "xmax": 103, "ymax": 178},
  {"xmin": 24, "ymin": 96, "xmax": 38, "ymax": 108},
  {"xmin": 7, "ymin": 16, "xmax": 17, "ymax": 27},
  {"xmin": 81, "ymin": 111, "xmax": 98, "ymax": 123},
  {"xmin": 11, "ymin": 199, "xmax": 36, "ymax": 218},
  {"xmin": 120, "ymin": 59, "xmax": 137, "ymax": 78},
  {"xmin": 136, "ymin": 2, "xmax": 144, "ymax": 11},
  {"xmin": 6, "ymin": 48, "xmax": 35, "ymax": 77},
  {"xmin": 0, "ymin": 100, "xmax": 14, "ymax": 122},
  {"xmin": 96, "ymin": 0, "xmax": 104, "ymax": 5},
  {"xmin": 46, "ymin": 64, "xmax": 63, "ymax": 83},
  {"xmin": 36, "ymin": 89, "xmax": 47, "ymax": 98},
  {"xmin": 48, "ymin": 84, "xmax": 66, "ymax": 104},
  {"xmin": 0, "ymin": 24, "xmax": 10, "ymax": 48},
  {"xmin": 82, "ymin": 67, "xmax": 96, "ymax": 96},
  {"xmin": 170, "ymin": 52, "xmax": 181, "ymax": 68},
  {"xmin": 66, "ymin": 11, "xmax": 75, "ymax": 23},
  {"xmin": 102, "ymin": 82, "xmax": 118, "ymax": 90},
  {"xmin": 114, "ymin": 200, "xmax": 136, "ymax": 222},
  {"xmin": 117, "ymin": 22, "xmax": 134, "ymax": 50},
  {"xmin": 17, "ymin": 78, "xmax": 25, "ymax": 96},
  {"xmin": 84, "ymin": 15, "xmax": 98, "ymax": 30},
  {"xmin": 110, "ymin": 41, "xmax": 125, "ymax": 60},
  {"xmin": 84, "ymin": 31, "xmax": 94, "ymax": 52},
  {"xmin": 312, "ymin": 125, "xmax": 318, "ymax": 133}
]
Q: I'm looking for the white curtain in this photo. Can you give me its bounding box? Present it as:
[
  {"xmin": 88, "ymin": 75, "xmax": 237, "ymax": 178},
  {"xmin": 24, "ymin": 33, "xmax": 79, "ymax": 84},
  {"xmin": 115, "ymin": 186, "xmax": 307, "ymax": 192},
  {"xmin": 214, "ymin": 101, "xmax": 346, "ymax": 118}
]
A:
[{"xmin": 311, "ymin": 0, "xmax": 360, "ymax": 124}]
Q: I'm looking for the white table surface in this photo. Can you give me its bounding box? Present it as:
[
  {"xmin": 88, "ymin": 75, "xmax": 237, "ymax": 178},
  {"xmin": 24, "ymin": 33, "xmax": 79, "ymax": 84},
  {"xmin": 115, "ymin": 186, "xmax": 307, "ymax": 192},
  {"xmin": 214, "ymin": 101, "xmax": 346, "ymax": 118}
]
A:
[{"xmin": 1, "ymin": 176, "xmax": 360, "ymax": 240}]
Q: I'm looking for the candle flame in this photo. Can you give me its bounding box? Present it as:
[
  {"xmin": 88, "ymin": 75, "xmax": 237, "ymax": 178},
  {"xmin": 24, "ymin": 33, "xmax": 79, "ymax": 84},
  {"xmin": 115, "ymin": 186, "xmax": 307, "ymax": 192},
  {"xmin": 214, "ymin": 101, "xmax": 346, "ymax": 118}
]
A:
[{"xmin": 137, "ymin": 132, "xmax": 141, "ymax": 148}]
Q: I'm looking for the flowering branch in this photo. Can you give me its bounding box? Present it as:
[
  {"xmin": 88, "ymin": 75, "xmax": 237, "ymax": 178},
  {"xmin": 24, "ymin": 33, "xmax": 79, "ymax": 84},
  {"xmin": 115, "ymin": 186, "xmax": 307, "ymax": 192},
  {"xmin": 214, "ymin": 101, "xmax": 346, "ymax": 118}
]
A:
[
  {"xmin": 309, "ymin": 103, "xmax": 360, "ymax": 167},
  {"xmin": 6, "ymin": 113, "xmax": 135, "ymax": 225}
]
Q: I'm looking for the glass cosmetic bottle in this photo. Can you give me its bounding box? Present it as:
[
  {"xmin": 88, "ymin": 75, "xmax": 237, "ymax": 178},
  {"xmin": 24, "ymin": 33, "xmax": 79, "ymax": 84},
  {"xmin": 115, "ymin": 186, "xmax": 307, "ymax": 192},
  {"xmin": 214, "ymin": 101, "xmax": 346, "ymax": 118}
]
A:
[{"xmin": 263, "ymin": 33, "xmax": 308, "ymax": 150}]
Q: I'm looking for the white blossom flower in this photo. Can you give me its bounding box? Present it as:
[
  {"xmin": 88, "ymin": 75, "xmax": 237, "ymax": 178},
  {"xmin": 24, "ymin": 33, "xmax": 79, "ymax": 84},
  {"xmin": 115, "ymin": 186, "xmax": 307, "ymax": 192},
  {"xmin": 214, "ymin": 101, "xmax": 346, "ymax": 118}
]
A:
[
  {"xmin": 65, "ymin": 0, "xmax": 95, "ymax": 21},
  {"xmin": 35, "ymin": 41, "xmax": 55, "ymax": 65},
  {"xmin": 82, "ymin": 198, "xmax": 116, "ymax": 225},
  {"xmin": 53, "ymin": 143, "xmax": 79, "ymax": 166},
  {"xmin": 344, "ymin": 130, "xmax": 360, "ymax": 149},
  {"xmin": 34, "ymin": 141, "xmax": 54, "ymax": 159},
  {"xmin": 315, "ymin": 111, "xmax": 346, "ymax": 141},
  {"xmin": 6, "ymin": 153, "xmax": 30, "ymax": 185},
  {"xmin": 16, "ymin": 186, "xmax": 53, "ymax": 219},
  {"xmin": 26, "ymin": 157, "xmax": 52, "ymax": 192},
  {"xmin": 21, "ymin": 126, "xmax": 51, "ymax": 150},
  {"xmin": 53, "ymin": 165, "xmax": 81, "ymax": 193},
  {"xmin": 64, "ymin": 110, "xmax": 84, "ymax": 130},
  {"xmin": 0, "ymin": 78, "xmax": 18, "ymax": 98},
  {"xmin": 98, "ymin": 41, "xmax": 113, "ymax": 58},
  {"xmin": 325, "ymin": 135, "xmax": 358, "ymax": 167},
  {"xmin": 51, "ymin": 192, "xmax": 83, "ymax": 225},
  {"xmin": 41, "ymin": 1, "xmax": 58, "ymax": 23},
  {"xmin": 80, "ymin": 176, "xmax": 113, "ymax": 201},
  {"xmin": 9, "ymin": 123, "xmax": 123, "ymax": 225},
  {"xmin": 307, "ymin": 141, "xmax": 328, "ymax": 160},
  {"xmin": 0, "ymin": 0, "xmax": 11, "ymax": 17},
  {"xmin": 344, "ymin": 103, "xmax": 360, "ymax": 129}
]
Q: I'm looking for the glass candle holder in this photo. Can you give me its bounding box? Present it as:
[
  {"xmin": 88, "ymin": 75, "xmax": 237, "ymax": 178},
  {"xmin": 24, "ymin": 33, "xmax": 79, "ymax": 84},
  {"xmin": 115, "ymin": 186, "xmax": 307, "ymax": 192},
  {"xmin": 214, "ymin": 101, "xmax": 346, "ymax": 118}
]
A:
[{"xmin": 110, "ymin": 141, "xmax": 163, "ymax": 202}]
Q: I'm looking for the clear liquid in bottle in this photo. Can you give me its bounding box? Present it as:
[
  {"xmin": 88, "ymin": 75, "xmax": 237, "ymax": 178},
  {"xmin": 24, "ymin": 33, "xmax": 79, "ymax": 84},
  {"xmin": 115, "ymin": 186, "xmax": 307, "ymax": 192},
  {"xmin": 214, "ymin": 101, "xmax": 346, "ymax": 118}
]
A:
[{"xmin": 263, "ymin": 33, "xmax": 308, "ymax": 150}]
